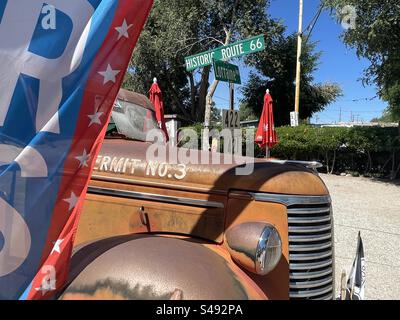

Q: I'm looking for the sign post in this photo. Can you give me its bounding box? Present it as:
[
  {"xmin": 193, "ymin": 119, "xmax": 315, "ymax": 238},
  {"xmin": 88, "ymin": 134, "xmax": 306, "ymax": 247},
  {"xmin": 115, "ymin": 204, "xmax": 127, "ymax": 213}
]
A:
[
  {"xmin": 222, "ymin": 109, "xmax": 241, "ymax": 155},
  {"xmin": 222, "ymin": 110, "xmax": 241, "ymax": 130},
  {"xmin": 211, "ymin": 59, "xmax": 241, "ymax": 154},
  {"xmin": 229, "ymin": 83, "xmax": 235, "ymax": 111},
  {"xmin": 185, "ymin": 34, "xmax": 265, "ymax": 153},
  {"xmin": 185, "ymin": 34, "xmax": 265, "ymax": 72},
  {"xmin": 213, "ymin": 59, "xmax": 241, "ymax": 85}
]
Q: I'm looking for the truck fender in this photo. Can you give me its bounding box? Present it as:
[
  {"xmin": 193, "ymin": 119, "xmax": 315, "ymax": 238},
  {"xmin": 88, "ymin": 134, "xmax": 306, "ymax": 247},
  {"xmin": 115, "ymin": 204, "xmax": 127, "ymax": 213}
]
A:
[{"xmin": 59, "ymin": 235, "xmax": 266, "ymax": 300}]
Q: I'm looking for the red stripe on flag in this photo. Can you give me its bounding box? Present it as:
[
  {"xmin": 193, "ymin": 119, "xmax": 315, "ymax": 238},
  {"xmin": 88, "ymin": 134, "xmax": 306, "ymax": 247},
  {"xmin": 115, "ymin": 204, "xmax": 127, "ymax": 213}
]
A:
[{"xmin": 27, "ymin": 0, "xmax": 153, "ymax": 300}]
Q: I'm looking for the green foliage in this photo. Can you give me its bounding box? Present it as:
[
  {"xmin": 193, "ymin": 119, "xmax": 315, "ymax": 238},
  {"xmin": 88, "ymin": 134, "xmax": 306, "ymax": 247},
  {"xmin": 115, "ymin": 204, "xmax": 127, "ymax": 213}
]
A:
[
  {"xmin": 239, "ymin": 103, "xmax": 258, "ymax": 121},
  {"xmin": 178, "ymin": 123, "xmax": 400, "ymax": 178},
  {"xmin": 125, "ymin": 1, "xmax": 341, "ymax": 126},
  {"xmin": 123, "ymin": 0, "xmax": 201, "ymax": 120},
  {"xmin": 325, "ymin": 0, "xmax": 400, "ymax": 120},
  {"xmin": 124, "ymin": 0, "xmax": 282, "ymax": 124},
  {"xmin": 271, "ymin": 125, "xmax": 400, "ymax": 178},
  {"xmin": 241, "ymin": 35, "xmax": 342, "ymax": 125},
  {"xmin": 211, "ymin": 105, "xmax": 222, "ymax": 123},
  {"xmin": 371, "ymin": 108, "xmax": 399, "ymax": 123}
]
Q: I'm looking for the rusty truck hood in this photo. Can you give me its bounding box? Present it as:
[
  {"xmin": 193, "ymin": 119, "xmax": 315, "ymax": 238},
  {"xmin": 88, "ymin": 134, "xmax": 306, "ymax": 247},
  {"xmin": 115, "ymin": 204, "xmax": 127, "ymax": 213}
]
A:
[{"xmin": 92, "ymin": 139, "xmax": 328, "ymax": 196}]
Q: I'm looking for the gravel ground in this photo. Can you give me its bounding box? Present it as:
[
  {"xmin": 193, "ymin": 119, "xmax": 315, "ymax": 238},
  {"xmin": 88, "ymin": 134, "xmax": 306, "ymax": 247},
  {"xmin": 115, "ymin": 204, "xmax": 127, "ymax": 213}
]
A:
[{"xmin": 320, "ymin": 174, "xmax": 400, "ymax": 300}]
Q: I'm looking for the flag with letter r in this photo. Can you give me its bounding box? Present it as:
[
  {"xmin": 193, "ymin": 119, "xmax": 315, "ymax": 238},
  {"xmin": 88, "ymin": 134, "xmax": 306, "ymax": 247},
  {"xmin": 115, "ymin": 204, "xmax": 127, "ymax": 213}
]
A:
[{"xmin": 0, "ymin": 0, "xmax": 153, "ymax": 300}]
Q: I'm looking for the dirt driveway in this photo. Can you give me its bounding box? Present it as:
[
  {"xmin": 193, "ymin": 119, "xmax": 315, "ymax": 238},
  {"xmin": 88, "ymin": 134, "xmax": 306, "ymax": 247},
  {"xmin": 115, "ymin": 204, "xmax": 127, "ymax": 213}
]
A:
[{"xmin": 320, "ymin": 174, "xmax": 400, "ymax": 300}]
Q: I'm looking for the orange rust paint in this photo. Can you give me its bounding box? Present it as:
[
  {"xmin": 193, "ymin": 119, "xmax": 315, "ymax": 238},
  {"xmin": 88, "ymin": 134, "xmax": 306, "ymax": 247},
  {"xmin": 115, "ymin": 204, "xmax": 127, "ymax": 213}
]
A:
[
  {"xmin": 92, "ymin": 139, "xmax": 329, "ymax": 196},
  {"xmin": 64, "ymin": 235, "xmax": 266, "ymax": 300},
  {"xmin": 70, "ymin": 89, "xmax": 332, "ymax": 300},
  {"xmin": 72, "ymin": 108, "xmax": 329, "ymax": 300},
  {"xmin": 75, "ymin": 185, "xmax": 226, "ymax": 246}
]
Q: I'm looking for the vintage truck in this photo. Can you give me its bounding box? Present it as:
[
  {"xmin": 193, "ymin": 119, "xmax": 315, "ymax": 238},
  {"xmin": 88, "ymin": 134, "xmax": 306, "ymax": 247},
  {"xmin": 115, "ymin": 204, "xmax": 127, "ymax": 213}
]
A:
[{"xmin": 59, "ymin": 89, "xmax": 335, "ymax": 300}]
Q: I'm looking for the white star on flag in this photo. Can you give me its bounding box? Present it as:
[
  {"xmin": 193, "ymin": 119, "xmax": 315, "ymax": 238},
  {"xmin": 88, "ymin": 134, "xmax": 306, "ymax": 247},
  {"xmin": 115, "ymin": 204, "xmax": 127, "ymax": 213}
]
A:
[
  {"xmin": 88, "ymin": 111, "xmax": 104, "ymax": 127},
  {"xmin": 98, "ymin": 65, "xmax": 120, "ymax": 85},
  {"xmin": 63, "ymin": 191, "xmax": 79, "ymax": 211},
  {"xmin": 51, "ymin": 239, "xmax": 64, "ymax": 255},
  {"xmin": 75, "ymin": 149, "xmax": 90, "ymax": 168},
  {"xmin": 115, "ymin": 19, "xmax": 133, "ymax": 39}
]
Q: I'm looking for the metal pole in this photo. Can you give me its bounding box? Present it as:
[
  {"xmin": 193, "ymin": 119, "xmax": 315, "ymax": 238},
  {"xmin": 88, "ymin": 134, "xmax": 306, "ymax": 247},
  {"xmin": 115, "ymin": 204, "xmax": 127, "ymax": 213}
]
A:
[
  {"xmin": 294, "ymin": 0, "xmax": 304, "ymax": 126},
  {"xmin": 266, "ymin": 147, "xmax": 270, "ymax": 159},
  {"xmin": 340, "ymin": 270, "xmax": 347, "ymax": 300},
  {"xmin": 229, "ymin": 83, "xmax": 234, "ymax": 111}
]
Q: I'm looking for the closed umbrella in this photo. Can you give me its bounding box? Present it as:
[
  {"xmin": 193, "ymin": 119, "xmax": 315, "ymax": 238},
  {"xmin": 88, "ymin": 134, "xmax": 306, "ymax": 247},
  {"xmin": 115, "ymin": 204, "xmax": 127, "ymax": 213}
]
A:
[
  {"xmin": 255, "ymin": 90, "xmax": 278, "ymax": 157},
  {"xmin": 149, "ymin": 78, "xmax": 169, "ymax": 142}
]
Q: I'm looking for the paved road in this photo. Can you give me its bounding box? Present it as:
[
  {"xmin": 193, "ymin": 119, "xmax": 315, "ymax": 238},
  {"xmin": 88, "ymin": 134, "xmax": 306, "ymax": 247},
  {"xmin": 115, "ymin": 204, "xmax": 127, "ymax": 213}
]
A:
[{"xmin": 320, "ymin": 174, "xmax": 400, "ymax": 300}]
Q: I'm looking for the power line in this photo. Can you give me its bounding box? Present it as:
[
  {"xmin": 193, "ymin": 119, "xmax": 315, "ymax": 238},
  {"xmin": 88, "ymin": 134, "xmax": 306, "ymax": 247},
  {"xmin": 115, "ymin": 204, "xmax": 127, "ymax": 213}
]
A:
[
  {"xmin": 214, "ymin": 95, "xmax": 230, "ymax": 102},
  {"xmin": 338, "ymin": 96, "xmax": 378, "ymax": 102},
  {"xmin": 326, "ymin": 109, "xmax": 383, "ymax": 114},
  {"xmin": 303, "ymin": 2, "xmax": 324, "ymax": 44}
]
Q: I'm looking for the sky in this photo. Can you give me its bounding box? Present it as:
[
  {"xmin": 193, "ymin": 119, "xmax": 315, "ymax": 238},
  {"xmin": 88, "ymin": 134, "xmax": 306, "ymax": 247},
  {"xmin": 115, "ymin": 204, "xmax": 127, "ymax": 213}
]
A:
[{"xmin": 213, "ymin": 0, "xmax": 388, "ymax": 124}]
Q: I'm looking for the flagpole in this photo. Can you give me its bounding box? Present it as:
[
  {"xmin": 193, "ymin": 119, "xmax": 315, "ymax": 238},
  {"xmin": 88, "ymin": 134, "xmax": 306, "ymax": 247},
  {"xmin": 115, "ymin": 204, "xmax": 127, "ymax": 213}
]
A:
[{"xmin": 340, "ymin": 270, "xmax": 347, "ymax": 300}]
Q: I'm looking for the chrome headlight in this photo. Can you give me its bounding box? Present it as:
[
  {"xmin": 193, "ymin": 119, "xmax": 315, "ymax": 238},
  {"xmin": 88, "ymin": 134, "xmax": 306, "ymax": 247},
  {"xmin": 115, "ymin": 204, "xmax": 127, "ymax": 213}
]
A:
[{"xmin": 225, "ymin": 222, "xmax": 282, "ymax": 276}]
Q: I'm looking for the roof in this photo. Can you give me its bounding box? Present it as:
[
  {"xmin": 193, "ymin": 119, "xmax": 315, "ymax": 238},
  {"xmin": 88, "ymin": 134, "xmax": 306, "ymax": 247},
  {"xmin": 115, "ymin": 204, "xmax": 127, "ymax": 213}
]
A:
[{"xmin": 117, "ymin": 88, "xmax": 155, "ymax": 112}]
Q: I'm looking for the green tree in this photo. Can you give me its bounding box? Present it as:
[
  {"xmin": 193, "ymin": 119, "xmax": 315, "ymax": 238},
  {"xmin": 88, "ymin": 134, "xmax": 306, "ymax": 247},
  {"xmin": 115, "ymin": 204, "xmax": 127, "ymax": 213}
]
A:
[
  {"xmin": 210, "ymin": 103, "xmax": 222, "ymax": 123},
  {"xmin": 325, "ymin": 0, "xmax": 400, "ymax": 121},
  {"xmin": 123, "ymin": 0, "xmax": 203, "ymax": 121},
  {"xmin": 124, "ymin": 0, "xmax": 283, "ymax": 125},
  {"xmin": 371, "ymin": 108, "xmax": 398, "ymax": 123},
  {"xmin": 241, "ymin": 34, "xmax": 342, "ymax": 126},
  {"xmin": 239, "ymin": 103, "xmax": 258, "ymax": 121}
]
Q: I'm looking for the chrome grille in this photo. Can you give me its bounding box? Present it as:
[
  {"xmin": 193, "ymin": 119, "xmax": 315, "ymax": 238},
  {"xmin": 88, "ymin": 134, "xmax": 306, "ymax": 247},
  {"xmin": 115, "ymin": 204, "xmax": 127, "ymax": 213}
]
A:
[
  {"xmin": 287, "ymin": 197, "xmax": 334, "ymax": 300},
  {"xmin": 233, "ymin": 192, "xmax": 335, "ymax": 300}
]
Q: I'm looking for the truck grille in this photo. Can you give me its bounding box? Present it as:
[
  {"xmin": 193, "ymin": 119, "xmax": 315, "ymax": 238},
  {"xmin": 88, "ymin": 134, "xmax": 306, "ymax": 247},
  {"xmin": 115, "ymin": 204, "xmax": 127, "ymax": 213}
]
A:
[{"xmin": 287, "ymin": 197, "xmax": 334, "ymax": 300}]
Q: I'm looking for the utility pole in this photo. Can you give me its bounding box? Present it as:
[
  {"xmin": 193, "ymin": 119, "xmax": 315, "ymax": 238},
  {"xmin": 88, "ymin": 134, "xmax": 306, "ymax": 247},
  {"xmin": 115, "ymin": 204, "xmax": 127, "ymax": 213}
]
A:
[
  {"xmin": 339, "ymin": 106, "xmax": 342, "ymax": 123},
  {"xmin": 293, "ymin": 0, "xmax": 304, "ymax": 127}
]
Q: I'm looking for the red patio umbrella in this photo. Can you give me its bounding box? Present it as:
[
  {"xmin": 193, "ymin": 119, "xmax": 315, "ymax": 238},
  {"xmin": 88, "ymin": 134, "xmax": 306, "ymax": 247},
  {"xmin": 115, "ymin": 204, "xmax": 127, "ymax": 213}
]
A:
[
  {"xmin": 149, "ymin": 78, "xmax": 169, "ymax": 141},
  {"xmin": 255, "ymin": 90, "xmax": 278, "ymax": 156}
]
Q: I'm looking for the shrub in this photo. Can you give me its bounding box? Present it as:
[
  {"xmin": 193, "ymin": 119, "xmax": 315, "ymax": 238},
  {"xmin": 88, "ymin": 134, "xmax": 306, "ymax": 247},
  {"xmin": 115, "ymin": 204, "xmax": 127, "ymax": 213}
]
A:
[
  {"xmin": 271, "ymin": 125, "xmax": 400, "ymax": 178},
  {"xmin": 177, "ymin": 124, "xmax": 400, "ymax": 179}
]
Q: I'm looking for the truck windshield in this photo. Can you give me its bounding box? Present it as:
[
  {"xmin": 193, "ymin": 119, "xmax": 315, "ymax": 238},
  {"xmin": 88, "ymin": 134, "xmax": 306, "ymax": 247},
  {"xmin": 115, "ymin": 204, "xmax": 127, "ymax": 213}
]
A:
[{"xmin": 108, "ymin": 98, "xmax": 162, "ymax": 142}]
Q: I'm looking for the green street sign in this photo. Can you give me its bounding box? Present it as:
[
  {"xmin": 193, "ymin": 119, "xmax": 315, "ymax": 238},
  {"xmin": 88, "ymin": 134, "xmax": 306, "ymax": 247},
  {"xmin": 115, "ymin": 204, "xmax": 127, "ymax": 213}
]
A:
[
  {"xmin": 213, "ymin": 59, "xmax": 241, "ymax": 84},
  {"xmin": 185, "ymin": 34, "xmax": 265, "ymax": 72}
]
